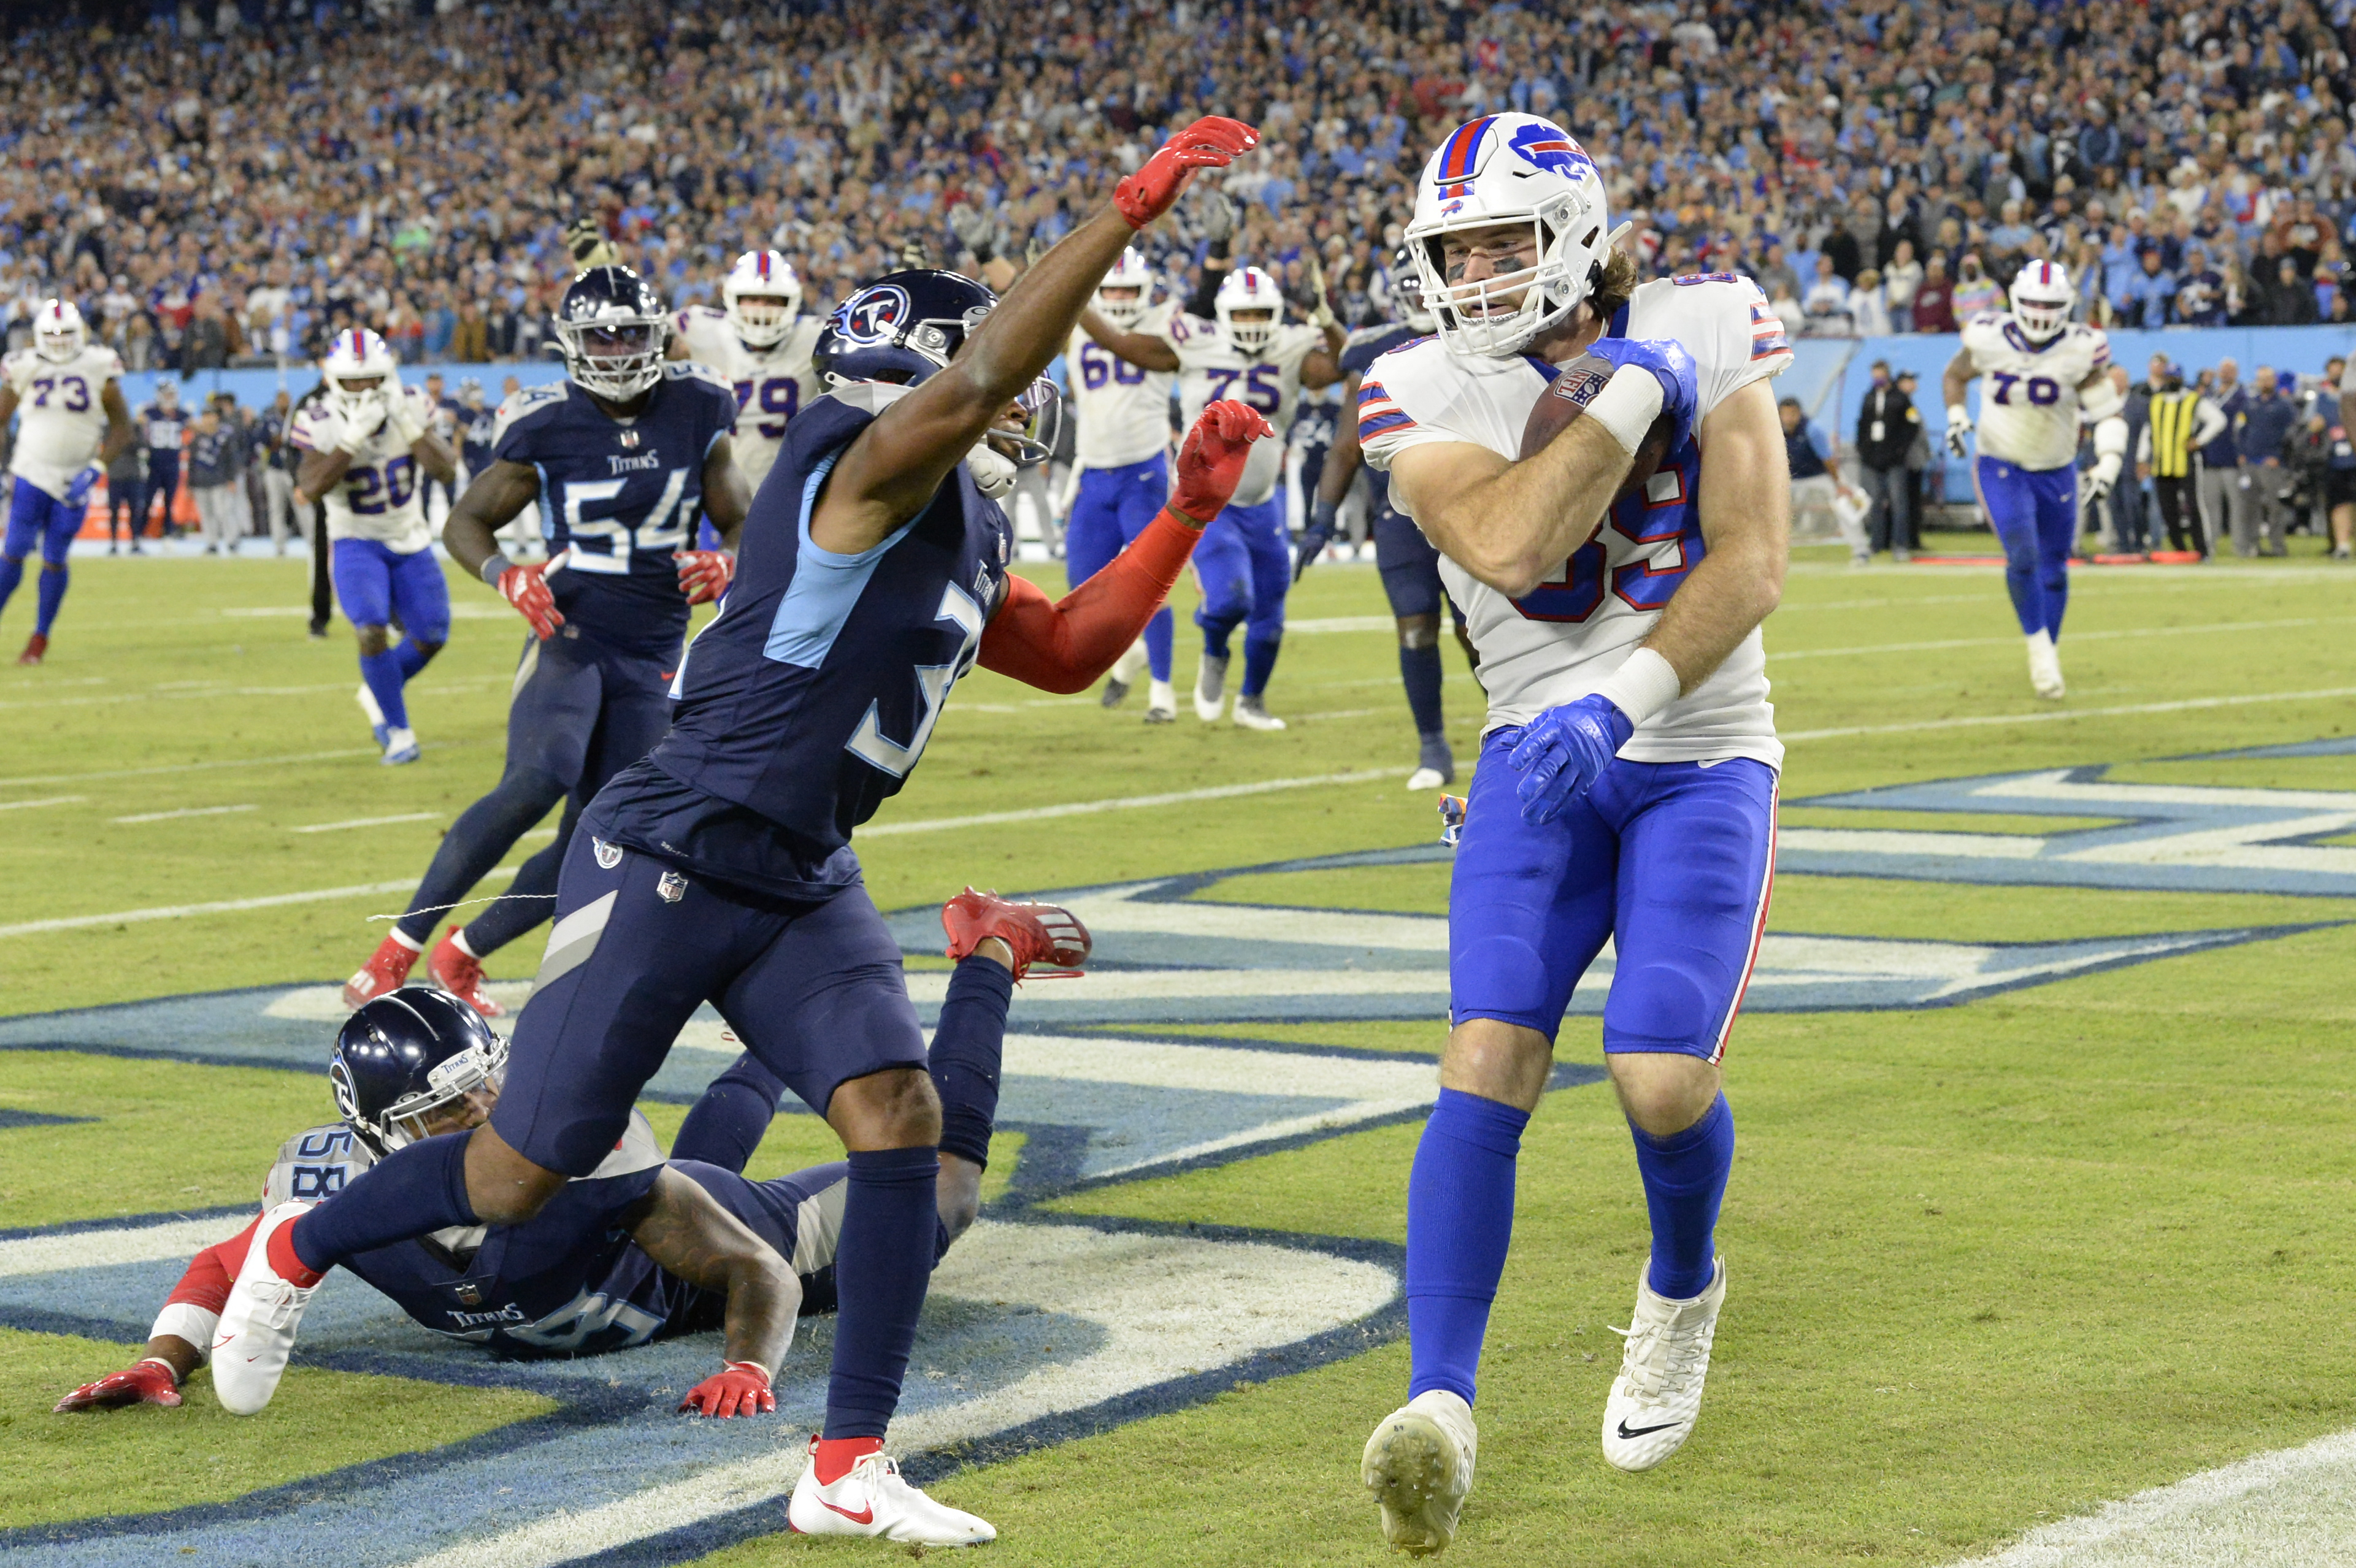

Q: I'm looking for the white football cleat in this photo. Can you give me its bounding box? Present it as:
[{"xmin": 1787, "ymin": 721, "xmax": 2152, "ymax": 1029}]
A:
[
  {"xmin": 784, "ymin": 1442, "xmax": 996, "ymax": 1546},
  {"xmin": 1600, "ymin": 1256, "xmax": 1726, "ymax": 1472},
  {"xmin": 1232, "ymin": 695, "xmax": 1286, "ymax": 730},
  {"xmin": 210, "ymin": 1201, "xmax": 321, "ymax": 1415},
  {"xmin": 1192, "ymin": 653, "xmax": 1229, "ymax": 722},
  {"xmin": 355, "ymin": 683, "xmax": 389, "ymax": 749},
  {"xmin": 381, "ymin": 726, "xmax": 421, "ymax": 766},
  {"xmin": 2025, "ymin": 630, "xmax": 2065, "ymax": 700},
  {"xmin": 1407, "ymin": 733, "xmax": 1456, "ymax": 792},
  {"xmin": 1362, "ymin": 1389, "xmax": 1477, "ymax": 1556},
  {"xmin": 1144, "ymin": 678, "xmax": 1176, "ymax": 724}
]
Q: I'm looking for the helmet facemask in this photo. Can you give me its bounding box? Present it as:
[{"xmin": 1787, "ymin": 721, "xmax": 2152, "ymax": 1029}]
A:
[
  {"xmin": 558, "ymin": 315, "xmax": 669, "ymax": 401},
  {"xmin": 1095, "ymin": 285, "xmax": 1148, "ymax": 330},
  {"xmin": 1411, "ymin": 194, "xmax": 1604, "ymax": 358},
  {"xmin": 34, "ymin": 304, "xmax": 85, "ymax": 364}
]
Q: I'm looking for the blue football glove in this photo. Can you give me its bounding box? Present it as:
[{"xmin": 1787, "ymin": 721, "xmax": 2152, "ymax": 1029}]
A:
[
  {"xmin": 1507, "ymin": 694, "xmax": 1635, "ymax": 825},
  {"xmin": 63, "ymin": 467, "xmax": 98, "ymax": 509},
  {"xmin": 1585, "ymin": 337, "xmax": 1700, "ymax": 451},
  {"xmin": 1294, "ymin": 497, "xmax": 1338, "ymax": 583}
]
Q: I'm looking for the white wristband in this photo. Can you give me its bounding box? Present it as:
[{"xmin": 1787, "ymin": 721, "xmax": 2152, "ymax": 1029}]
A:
[
  {"xmin": 1592, "ymin": 646, "xmax": 1682, "ymax": 727},
  {"xmin": 151, "ymin": 1302, "xmax": 220, "ymax": 1363},
  {"xmin": 1585, "ymin": 367, "xmax": 1667, "ymax": 455},
  {"xmin": 1946, "ymin": 402, "xmax": 1971, "ymax": 430}
]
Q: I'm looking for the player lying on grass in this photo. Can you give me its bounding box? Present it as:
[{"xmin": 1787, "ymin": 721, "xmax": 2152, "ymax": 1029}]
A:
[
  {"xmin": 56, "ymin": 887, "xmax": 1083, "ymax": 1417},
  {"xmin": 206, "ymin": 115, "xmax": 1267, "ymax": 1550}
]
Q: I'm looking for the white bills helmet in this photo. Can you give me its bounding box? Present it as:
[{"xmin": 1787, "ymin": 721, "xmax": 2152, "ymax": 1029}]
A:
[
  {"xmin": 723, "ymin": 250, "xmax": 802, "ymax": 348},
  {"xmin": 2009, "ymin": 259, "xmax": 2075, "ymax": 343},
  {"xmin": 1214, "ymin": 266, "xmax": 1284, "ymax": 356},
  {"xmin": 1095, "ymin": 248, "xmax": 1156, "ymax": 329},
  {"xmin": 1405, "ymin": 113, "xmax": 1626, "ymax": 358},
  {"xmin": 33, "ymin": 299, "xmax": 85, "ymax": 363},
  {"xmin": 321, "ymin": 327, "xmax": 399, "ymax": 418}
]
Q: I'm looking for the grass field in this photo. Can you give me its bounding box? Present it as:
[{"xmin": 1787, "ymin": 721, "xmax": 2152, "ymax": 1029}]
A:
[{"xmin": 3, "ymin": 536, "xmax": 2355, "ymax": 1566}]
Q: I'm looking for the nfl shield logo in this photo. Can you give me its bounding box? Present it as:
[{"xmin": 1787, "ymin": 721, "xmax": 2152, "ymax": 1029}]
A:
[
  {"xmin": 618, "ymin": 429, "xmax": 641, "ymax": 449},
  {"xmin": 658, "ymin": 871, "xmax": 688, "ymax": 903},
  {"xmin": 455, "ymin": 1282, "xmax": 484, "ymax": 1307}
]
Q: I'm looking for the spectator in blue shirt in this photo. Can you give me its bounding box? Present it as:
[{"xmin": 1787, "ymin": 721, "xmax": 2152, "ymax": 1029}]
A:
[
  {"xmin": 2128, "ymin": 249, "xmax": 2178, "ymax": 327},
  {"xmin": 2173, "ymin": 249, "xmax": 2228, "ymax": 326},
  {"xmin": 2236, "ymin": 365, "xmax": 2298, "ymax": 556}
]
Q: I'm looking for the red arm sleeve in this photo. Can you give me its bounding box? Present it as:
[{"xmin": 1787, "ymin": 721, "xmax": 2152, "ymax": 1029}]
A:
[
  {"xmin": 166, "ymin": 1217, "xmax": 260, "ymax": 1314},
  {"xmin": 977, "ymin": 507, "xmax": 1203, "ymax": 693}
]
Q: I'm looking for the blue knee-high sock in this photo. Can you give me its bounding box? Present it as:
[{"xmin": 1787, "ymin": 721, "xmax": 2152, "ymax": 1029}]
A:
[
  {"xmin": 359, "ymin": 648, "xmax": 410, "ymax": 730},
  {"xmin": 2040, "ymin": 562, "xmax": 2070, "ymax": 641},
  {"xmin": 1144, "ymin": 604, "xmax": 1173, "ymax": 683},
  {"xmin": 824, "ymin": 1145, "xmax": 940, "ymax": 1439},
  {"xmin": 929, "ymin": 957, "xmax": 1014, "ymax": 1167},
  {"xmin": 456, "ymin": 819, "xmax": 568, "ymax": 956},
  {"xmin": 0, "ymin": 555, "xmax": 22, "ymax": 617},
  {"xmin": 393, "ymin": 638, "xmax": 431, "ymax": 680},
  {"xmin": 290, "ymin": 1130, "xmax": 477, "ymax": 1274},
  {"xmin": 672, "ymin": 1053, "xmax": 787, "ymax": 1174},
  {"xmin": 34, "ymin": 565, "xmax": 67, "ymax": 634},
  {"xmin": 1198, "ymin": 611, "xmax": 1240, "ymax": 662},
  {"xmin": 1630, "ymin": 1093, "xmax": 1733, "ymax": 1301},
  {"xmin": 1406, "ymin": 1088, "xmax": 1529, "ymax": 1405},
  {"xmin": 1399, "ymin": 641, "xmax": 1445, "ymax": 735},
  {"xmin": 1240, "ymin": 629, "xmax": 1283, "ymax": 698},
  {"xmin": 2001, "ymin": 548, "xmax": 2044, "ymax": 637}
]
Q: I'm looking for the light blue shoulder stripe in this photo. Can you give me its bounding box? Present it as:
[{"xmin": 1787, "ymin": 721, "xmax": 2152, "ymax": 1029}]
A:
[{"xmin": 762, "ymin": 451, "xmax": 918, "ymax": 668}]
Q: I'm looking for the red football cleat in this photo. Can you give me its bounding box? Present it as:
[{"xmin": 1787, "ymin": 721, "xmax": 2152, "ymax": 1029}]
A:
[
  {"xmin": 17, "ymin": 632, "xmax": 47, "ymax": 665},
  {"xmin": 941, "ymin": 888, "xmax": 1091, "ymax": 982},
  {"xmin": 342, "ymin": 931, "xmax": 421, "ymax": 1009},
  {"xmin": 429, "ymin": 925, "xmax": 504, "ymax": 1017}
]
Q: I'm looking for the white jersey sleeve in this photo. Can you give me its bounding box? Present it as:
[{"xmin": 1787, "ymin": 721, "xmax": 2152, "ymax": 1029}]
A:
[
  {"xmin": 1962, "ymin": 314, "xmax": 2109, "ymax": 472},
  {"xmin": 1068, "ymin": 303, "xmax": 1177, "ymax": 471},
  {"xmin": 6, "ymin": 345, "xmax": 123, "ymax": 498},
  {"xmin": 1359, "ymin": 280, "xmax": 1786, "ymax": 768},
  {"xmin": 295, "ymin": 385, "xmax": 436, "ymax": 551}
]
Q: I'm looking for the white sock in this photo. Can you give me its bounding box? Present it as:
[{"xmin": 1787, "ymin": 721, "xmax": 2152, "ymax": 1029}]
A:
[
  {"xmin": 1112, "ymin": 638, "xmax": 1149, "ymax": 684},
  {"xmin": 448, "ymin": 928, "xmax": 482, "ymax": 960},
  {"xmin": 388, "ymin": 927, "xmax": 424, "ymax": 954},
  {"xmin": 1148, "ymin": 678, "xmax": 1175, "ymax": 709}
]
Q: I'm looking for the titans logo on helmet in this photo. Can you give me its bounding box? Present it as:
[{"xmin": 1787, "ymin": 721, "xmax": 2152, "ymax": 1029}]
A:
[
  {"xmin": 1509, "ymin": 121, "xmax": 1595, "ymax": 180},
  {"xmin": 835, "ymin": 284, "xmax": 913, "ymax": 345}
]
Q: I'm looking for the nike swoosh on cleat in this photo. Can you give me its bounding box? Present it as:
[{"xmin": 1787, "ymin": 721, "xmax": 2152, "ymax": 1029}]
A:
[
  {"xmin": 1616, "ymin": 1418, "xmax": 1683, "ymax": 1439},
  {"xmin": 821, "ymin": 1500, "xmax": 875, "ymax": 1526}
]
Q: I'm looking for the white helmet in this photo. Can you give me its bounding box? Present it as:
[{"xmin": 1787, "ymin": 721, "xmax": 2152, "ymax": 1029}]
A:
[
  {"xmin": 1405, "ymin": 113, "xmax": 1625, "ymax": 358},
  {"xmin": 1095, "ymin": 248, "xmax": 1156, "ymax": 329},
  {"xmin": 33, "ymin": 299, "xmax": 85, "ymax": 363},
  {"xmin": 723, "ymin": 250, "xmax": 803, "ymax": 348},
  {"xmin": 2009, "ymin": 258, "xmax": 2075, "ymax": 343},
  {"xmin": 321, "ymin": 327, "xmax": 399, "ymax": 418},
  {"xmin": 1214, "ymin": 266, "xmax": 1284, "ymax": 356}
]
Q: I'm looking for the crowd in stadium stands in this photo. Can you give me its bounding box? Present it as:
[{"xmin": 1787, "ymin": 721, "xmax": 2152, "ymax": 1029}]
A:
[{"xmin": 1, "ymin": 0, "xmax": 2354, "ymax": 372}]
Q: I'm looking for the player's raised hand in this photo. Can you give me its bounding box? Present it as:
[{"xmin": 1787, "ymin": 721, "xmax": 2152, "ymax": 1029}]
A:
[
  {"xmin": 336, "ymin": 392, "xmax": 389, "ymax": 453},
  {"xmin": 1115, "ymin": 117, "xmax": 1259, "ymax": 231},
  {"xmin": 1507, "ymin": 694, "xmax": 1635, "ymax": 825},
  {"xmin": 55, "ymin": 1357, "xmax": 182, "ymax": 1413},
  {"xmin": 678, "ymin": 1360, "xmax": 775, "ymax": 1418},
  {"xmin": 497, "ymin": 559, "xmax": 565, "ymax": 640},
  {"xmin": 1168, "ymin": 398, "xmax": 1276, "ymax": 523},
  {"xmin": 1584, "ymin": 338, "xmax": 1700, "ymax": 450},
  {"xmin": 674, "ymin": 549, "xmax": 734, "ymax": 606},
  {"xmin": 565, "ymin": 216, "xmax": 620, "ymax": 270}
]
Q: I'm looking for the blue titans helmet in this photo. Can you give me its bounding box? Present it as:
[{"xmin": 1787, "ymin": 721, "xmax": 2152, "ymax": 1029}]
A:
[
  {"xmin": 814, "ymin": 269, "xmax": 1059, "ymax": 462},
  {"xmin": 330, "ymin": 987, "xmax": 507, "ymax": 1155},
  {"xmin": 553, "ymin": 266, "xmax": 670, "ymax": 402}
]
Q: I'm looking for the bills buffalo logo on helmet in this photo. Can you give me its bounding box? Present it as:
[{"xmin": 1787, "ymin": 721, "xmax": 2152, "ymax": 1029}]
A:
[
  {"xmin": 836, "ymin": 284, "xmax": 913, "ymax": 345},
  {"xmin": 1509, "ymin": 121, "xmax": 1596, "ymax": 180}
]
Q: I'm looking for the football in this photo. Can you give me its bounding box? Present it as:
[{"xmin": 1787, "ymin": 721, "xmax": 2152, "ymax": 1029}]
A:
[{"xmin": 1518, "ymin": 351, "xmax": 1677, "ymax": 502}]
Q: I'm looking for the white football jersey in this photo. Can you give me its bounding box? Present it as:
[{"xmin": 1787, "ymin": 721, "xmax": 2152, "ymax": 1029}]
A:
[
  {"xmin": 1068, "ymin": 302, "xmax": 1176, "ymax": 470},
  {"xmin": 1959, "ymin": 313, "xmax": 2111, "ymax": 472},
  {"xmin": 5, "ymin": 345, "xmax": 123, "ymax": 498},
  {"xmin": 1360, "ymin": 274, "xmax": 1792, "ymax": 767},
  {"xmin": 1164, "ymin": 316, "xmax": 1325, "ymax": 507},
  {"xmin": 291, "ymin": 384, "xmax": 441, "ymax": 551},
  {"xmin": 673, "ymin": 305, "xmax": 822, "ymax": 492}
]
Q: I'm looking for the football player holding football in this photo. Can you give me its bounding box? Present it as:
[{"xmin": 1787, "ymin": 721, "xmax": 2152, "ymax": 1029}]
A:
[
  {"xmin": 341, "ymin": 266, "xmax": 749, "ymax": 1018},
  {"xmin": 1351, "ymin": 112, "xmax": 1792, "ymax": 1554},
  {"xmin": 0, "ymin": 300, "xmax": 134, "ymax": 664},
  {"xmin": 210, "ymin": 116, "xmax": 1270, "ymax": 1549}
]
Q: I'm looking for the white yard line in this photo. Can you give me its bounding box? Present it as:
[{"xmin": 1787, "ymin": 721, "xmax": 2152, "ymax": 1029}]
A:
[
  {"xmin": 1772, "ymin": 616, "xmax": 2351, "ymax": 663},
  {"xmin": 290, "ymin": 813, "xmax": 442, "ymax": 835},
  {"xmin": 0, "ymin": 795, "xmax": 85, "ymax": 813},
  {"xmin": 0, "ymin": 879, "xmax": 421, "ymax": 939},
  {"xmin": 1782, "ymin": 686, "xmax": 2356, "ymax": 744},
  {"xmin": 860, "ymin": 768, "xmax": 1397, "ymax": 836},
  {"xmin": 110, "ymin": 804, "xmax": 258, "ymax": 824},
  {"xmin": 0, "ymin": 748, "xmax": 379, "ymax": 790}
]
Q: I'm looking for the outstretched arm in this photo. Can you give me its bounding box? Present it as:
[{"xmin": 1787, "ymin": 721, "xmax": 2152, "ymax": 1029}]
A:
[
  {"xmin": 1078, "ymin": 306, "xmax": 1182, "ymax": 372},
  {"xmin": 627, "ymin": 1166, "xmax": 800, "ymax": 1414},
  {"xmin": 811, "ymin": 117, "xmax": 1257, "ymax": 556},
  {"xmin": 55, "ymin": 1216, "xmax": 264, "ymax": 1410}
]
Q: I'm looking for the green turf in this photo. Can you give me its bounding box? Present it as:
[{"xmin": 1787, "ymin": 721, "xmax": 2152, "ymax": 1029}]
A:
[
  {"xmin": 2, "ymin": 1328, "xmax": 553, "ymax": 1528},
  {"xmin": 10, "ymin": 550, "xmax": 2356, "ymax": 1564}
]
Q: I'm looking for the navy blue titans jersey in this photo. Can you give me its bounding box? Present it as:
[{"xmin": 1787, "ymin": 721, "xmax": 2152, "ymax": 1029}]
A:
[
  {"xmin": 1341, "ymin": 322, "xmax": 1429, "ymax": 516},
  {"xmin": 492, "ymin": 364, "xmax": 737, "ymax": 662},
  {"xmin": 253, "ymin": 1119, "xmax": 846, "ymax": 1357},
  {"xmin": 600, "ymin": 383, "xmax": 1013, "ymax": 899},
  {"xmin": 455, "ymin": 400, "xmax": 497, "ymax": 473}
]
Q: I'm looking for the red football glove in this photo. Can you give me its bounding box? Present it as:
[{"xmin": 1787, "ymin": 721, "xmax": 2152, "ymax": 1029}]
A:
[
  {"xmin": 498, "ymin": 562, "xmax": 564, "ymax": 640},
  {"xmin": 1168, "ymin": 399, "xmax": 1276, "ymax": 522},
  {"xmin": 55, "ymin": 1358, "xmax": 182, "ymax": 1413},
  {"xmin": 1113, "ymin": 117, "xmax": 1260, "ymax": 230},
  {"xmin": 678, "ymin": 1360, "xmax": 775, "ymax": 1418},
  {"xmin": 674, "ymin": 549, "xmax": 734, "ymax": 606}
]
